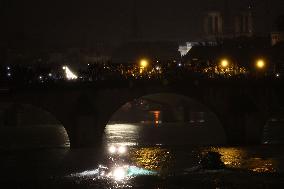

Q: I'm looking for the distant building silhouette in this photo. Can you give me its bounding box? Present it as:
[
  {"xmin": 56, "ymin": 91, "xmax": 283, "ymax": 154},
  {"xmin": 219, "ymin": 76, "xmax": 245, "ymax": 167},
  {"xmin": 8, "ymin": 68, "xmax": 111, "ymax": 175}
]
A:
[{"xmin": 203, "ymin": 1, "xmax": 253, "ymax": 41}]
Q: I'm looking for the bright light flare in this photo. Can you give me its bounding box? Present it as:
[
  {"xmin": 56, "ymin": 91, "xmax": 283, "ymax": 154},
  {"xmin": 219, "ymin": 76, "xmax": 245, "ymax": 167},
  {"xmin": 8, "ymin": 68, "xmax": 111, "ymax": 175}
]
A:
[
  {"xmin": 256, "ymin": 59, "xmax": 266, "ymax": 69},
  {"xmin": 109, "ymin": 146, "xmax": 116, "ymax": 154},
  {"xmin": 118, "ymin": 146, "xmax": 127, "ymax": 154},
  {"xmin": 140, "ymin": 59, "xmax": 149, "ymax": 68},
  {"xmin": 62, "ymin": 66, "xmax": 78, "ymax": 80},
  {"xmin": 220, "ymin": 59, "xmax": 229, "ymax": 68},
  {"xmin": 112, "ymin": 167, "xmax": 127, "ymax": 181}
]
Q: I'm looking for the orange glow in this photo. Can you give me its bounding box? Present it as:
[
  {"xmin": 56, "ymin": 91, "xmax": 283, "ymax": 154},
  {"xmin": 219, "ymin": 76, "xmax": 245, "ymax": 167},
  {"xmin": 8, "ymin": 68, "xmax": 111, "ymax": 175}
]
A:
[
  {"xmin": 220, "ymin": 59, "xmax": 229, "ymax": 68},
  {"xmin": 140, "ymin": 59, "xmax": 149, "ymax": 68},
  {"xmin": 256, "ymin": 59, "xmax": 266, "ymax": 69},
  {"xmin": 152, "ymin": 111, "xmax": 160, "ymax": 127}
]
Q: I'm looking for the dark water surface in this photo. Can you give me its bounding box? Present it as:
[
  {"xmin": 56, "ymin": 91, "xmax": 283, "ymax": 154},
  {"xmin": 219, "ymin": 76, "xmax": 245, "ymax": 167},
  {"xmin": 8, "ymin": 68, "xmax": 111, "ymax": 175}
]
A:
[{"xmin": 1, "ymin": 123, "xmax": 284, "ymax": 188}]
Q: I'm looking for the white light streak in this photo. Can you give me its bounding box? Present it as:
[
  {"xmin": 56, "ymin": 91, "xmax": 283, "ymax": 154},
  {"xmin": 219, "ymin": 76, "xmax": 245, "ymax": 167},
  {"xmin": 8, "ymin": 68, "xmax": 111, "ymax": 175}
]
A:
[
  {"xmin": 62, "ymin": 66, "xmax": 78, "ymax": 80},
  {"xmin": 109, "ymin": 146, "xmax": 117, "ymax": 154}
]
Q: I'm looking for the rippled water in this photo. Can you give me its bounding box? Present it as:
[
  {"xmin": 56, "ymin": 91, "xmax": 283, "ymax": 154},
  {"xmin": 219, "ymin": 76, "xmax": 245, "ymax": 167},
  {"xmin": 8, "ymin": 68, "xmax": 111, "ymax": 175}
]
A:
[{"xmin": 1, "ymin": 123, "xmax": 284, "ymax": 188}]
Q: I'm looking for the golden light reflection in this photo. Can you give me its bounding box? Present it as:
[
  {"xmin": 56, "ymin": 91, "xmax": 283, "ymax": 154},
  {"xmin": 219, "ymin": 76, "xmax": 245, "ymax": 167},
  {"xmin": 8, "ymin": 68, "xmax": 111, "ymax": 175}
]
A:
[
  {"xmin": 205, "ymin": 147, "xmax": 246, "ymax": 168},
  {"xmin": 204, "ymin": 147, "xmax": 277, "ymax": 173},
  {"xmin": 129, "ymin": 147, "xmax": 172, "ymax": 171},
  {"xmin": 248, "ymin": 158, "xmax": 276, "ymax": 173}
]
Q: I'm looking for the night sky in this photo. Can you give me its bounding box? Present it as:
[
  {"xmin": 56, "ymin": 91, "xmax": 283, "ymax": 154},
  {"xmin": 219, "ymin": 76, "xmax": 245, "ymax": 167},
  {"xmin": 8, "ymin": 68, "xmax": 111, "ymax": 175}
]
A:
[{"xmin": 1, "ymin": 0, "xmax": 284, "ymax": 47}]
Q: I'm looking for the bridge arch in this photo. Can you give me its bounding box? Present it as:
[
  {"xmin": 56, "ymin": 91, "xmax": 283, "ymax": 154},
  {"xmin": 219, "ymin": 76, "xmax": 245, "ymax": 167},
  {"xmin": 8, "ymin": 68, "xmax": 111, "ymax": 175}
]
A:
[
  {"xmin": 2, "ymin": 81, "xmax": 280, "ymax": 148},
  {"xmin": 103, "ymin": 92, "xmax": 227, "ymax": 146},
  {"xmin": 92, "ymin": 87, "xmax": 269, "ymax": 147},
  {"xmin": 0, "ymin": 102, "xmax": 70, "ymax": 149}
]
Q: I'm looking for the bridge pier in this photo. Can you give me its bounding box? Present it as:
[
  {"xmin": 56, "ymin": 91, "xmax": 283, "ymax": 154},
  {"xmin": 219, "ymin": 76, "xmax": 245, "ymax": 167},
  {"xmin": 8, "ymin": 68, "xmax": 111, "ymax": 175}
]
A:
[{"xmin": 63, "ymin": 114, "xmax": 104, "ymax": 148}]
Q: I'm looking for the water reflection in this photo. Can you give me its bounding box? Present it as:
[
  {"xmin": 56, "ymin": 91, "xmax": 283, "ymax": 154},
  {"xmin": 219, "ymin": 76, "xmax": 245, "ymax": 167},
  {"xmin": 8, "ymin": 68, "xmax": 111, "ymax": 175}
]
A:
[
  {"xmin": 205, "ymin": 147, "xmax": 246, "ymax": 167},
  {"xmin": 68, "ymin": 145, "xmax": 158, "ymax": 187},
  {"xmin": 204, "ymin": 147, "xmax": 277, "ymax": 173},
  {"xmin": 104, "ymin": 124, "xmax": 280, "ymax": 174},
  {"xmin": 247, "ymin": 158, "xmax": 276, "ymax": 173},
  {"xmin": 130, "ymin": 147, "xmax": 172, "ymax": 171},
  {"xmin": 104, "ymin": 124, "xmax": 140, "ymax": 146}
]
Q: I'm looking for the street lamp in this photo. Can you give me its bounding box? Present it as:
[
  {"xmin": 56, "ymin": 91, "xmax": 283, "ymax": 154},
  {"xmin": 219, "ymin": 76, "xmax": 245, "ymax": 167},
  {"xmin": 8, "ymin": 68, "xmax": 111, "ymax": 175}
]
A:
[
  {"xmin": 220, "ymin": 59, "xmax": 229, "ymax": 68},
  {"xmin": 256, "ymin": 59, "xmax": 266, "ymax": 69},
  {"xmin": 140, "ymin": 59, "xmax": 149, "ymax": 68},
  {"xmin": 139, "ymin": 59, "xmax": 149, "ymax": 74}
]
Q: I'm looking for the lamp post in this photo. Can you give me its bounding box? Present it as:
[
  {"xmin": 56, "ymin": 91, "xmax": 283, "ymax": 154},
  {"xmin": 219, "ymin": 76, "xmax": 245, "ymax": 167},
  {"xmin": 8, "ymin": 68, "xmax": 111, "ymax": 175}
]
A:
[
  {"xmin": 256, "ymin": 59, "xmax": 266, "ymax": 70},
  {"xmin": 139, "ymin": 59, "xmax": 149, "ymax": 74},
  {"xmin": 220, "ymin": 59, "xmax": 229, "ymax": 68},
  {"xmin": 255, "ymin": 59, "xmax": 267, "ymax": 78}
]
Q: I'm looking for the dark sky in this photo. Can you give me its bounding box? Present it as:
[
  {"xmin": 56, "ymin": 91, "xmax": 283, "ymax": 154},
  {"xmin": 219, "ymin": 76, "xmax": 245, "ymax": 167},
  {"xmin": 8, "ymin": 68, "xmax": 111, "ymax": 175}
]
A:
[{"xmin": 1, "ymin": 0, "xmax": 284, "ymax": 47}]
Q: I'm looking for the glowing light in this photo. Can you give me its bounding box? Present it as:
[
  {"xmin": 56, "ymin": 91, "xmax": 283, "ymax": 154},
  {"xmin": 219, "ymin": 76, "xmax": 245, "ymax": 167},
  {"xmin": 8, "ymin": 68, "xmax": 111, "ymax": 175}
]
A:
[
  {"xmin": 109, "ymin": 146, "xmax": 116, "ymax": 154},
  {"xmin": 48, "ymin": 73, "xmax": 52, "ymax": 77},
  {"xmin": 62, "ymin": 66, "xmax": 78, "ymax": 80},
  {"xmin": 276, "ymin": 73, "xmax": 280, "ymax": 78},
  {"xmin": 256, "ymin": 59, "xmax": 265, "ymax": 69},
  {"xmin": 178, "ymin": 63, "xmax": 182, "ymax": 67},
  {"xmin": 39, "ymin": 76, "xmax": 43, "ymax": 80},
  {"xmin": 118, "ymin": 146, "xmax": 127, "ymax": 154},
  {"xmin": 220, "ymin": 59, "xmax": 229, "ymax": 68},
  {"xmin": 152, "ymin": 111, "xmax": 160, "ymax": 126},
  {"xmin": 128, "ymin": 166, "xmax": 157, "ymax": 176},
  {"xmin": 6, "ymin": 66, "xmax": 10, "ymax": 70},
  {"xmin": 155, "ymin": 66, "xmax": 161, "ymax": 71},
  {"xmin": 70, "ymin": 169, "xmax": 99, "ymax": 177},
  {"xmin": 112, "ymin": 167, "xmax": 126, "ymax": 181},
  {"xmin": 130, "ymin": 147, "xmax": 172, "ymax": 170},
  {"xmin": 140, "ymin": 59, "xmax": 149, "ymax": 68},
  {"xmin": 7, "ymin": 73, "xmax": 11, "ymax": 77}
]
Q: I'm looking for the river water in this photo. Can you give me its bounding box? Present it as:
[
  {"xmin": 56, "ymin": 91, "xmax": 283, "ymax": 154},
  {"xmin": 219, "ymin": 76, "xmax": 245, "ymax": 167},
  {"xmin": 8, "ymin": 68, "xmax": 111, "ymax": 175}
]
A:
[{"xmin": 1, "ymin": 123, "xmax": 284, "ymax": 188}]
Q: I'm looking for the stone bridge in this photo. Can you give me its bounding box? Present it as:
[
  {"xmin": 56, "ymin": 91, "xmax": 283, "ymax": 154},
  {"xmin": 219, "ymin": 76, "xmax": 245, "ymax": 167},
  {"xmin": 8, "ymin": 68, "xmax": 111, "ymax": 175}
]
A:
[{"xmin": 1, "ymin": 79, "xmax": 283, "ymax": 148}]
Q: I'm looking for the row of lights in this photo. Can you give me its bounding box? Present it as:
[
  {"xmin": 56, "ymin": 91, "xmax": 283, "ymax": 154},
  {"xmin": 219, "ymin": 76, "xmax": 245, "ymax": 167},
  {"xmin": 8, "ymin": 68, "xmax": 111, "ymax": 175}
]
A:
[
  {"xmin": 220, "ymin": 58, "xmax": 267, "ymax": 70},
  {"xmin": 140, "ymin": 58, "xmax": 267, "ymax": 71}
]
